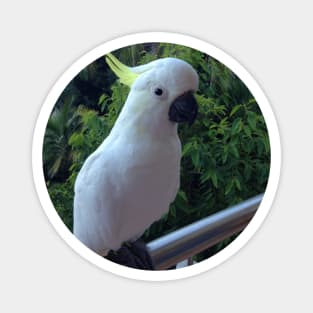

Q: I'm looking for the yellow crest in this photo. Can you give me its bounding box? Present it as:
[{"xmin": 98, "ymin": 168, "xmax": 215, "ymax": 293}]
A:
[{"xmin": 105, "ymin": 53, "xmax": 140, "ymax": 87}]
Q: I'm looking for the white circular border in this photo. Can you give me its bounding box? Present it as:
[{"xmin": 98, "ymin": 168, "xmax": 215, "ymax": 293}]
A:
[{"xmin": 32, "ymin": 32, "xmax": 281, "ymax": 282}]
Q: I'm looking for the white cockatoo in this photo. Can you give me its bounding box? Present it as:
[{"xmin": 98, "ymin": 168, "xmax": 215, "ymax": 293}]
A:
[{"xmin": 73, "ymin": 53, "xmax": 199, "ymax": 256}]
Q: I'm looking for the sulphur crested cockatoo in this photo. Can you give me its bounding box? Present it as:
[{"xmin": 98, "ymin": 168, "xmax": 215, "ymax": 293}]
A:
[{"xmin": 73, "ymin": 53, "xmax": 198, "ymax": 256}]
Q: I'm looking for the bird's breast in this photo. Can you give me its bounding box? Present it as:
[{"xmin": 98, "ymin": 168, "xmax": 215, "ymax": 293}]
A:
[{"xmin": 110, "ymin": 136, "xmax": 181, "ymax": 238}]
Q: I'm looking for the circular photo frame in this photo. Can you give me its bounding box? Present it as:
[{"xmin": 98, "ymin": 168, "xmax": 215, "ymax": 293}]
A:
[{"xmin": 32, "ymin": 32, "xmax": 281, "ymax": 281}]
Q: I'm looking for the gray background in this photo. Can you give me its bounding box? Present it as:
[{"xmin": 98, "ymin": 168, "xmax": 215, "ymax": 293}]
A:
[{"xmin": 1, "ymin": 1, "xmax": 312, "ymax": 311}]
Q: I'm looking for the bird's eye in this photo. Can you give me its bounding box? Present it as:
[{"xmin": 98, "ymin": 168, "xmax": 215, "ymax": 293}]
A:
[
  {"xmin": 151, "ymin": 85, "xmax": 167, "ymax": 99},
  {"xmin": 154, "ymin": 88, "xmax": 163, "ymax": 96}
]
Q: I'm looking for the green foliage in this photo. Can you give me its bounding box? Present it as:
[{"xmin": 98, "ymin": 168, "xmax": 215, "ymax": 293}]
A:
[
  {"xmin": 47, "ymin": 180, "xmax": 74, "ymax": 230},
  {"xmin": 43, "ymin": 43, "xmax": 270, "ymax": 259},
  {"xmin": 43, "ymin": 96, "xmax": 81, "ymax": 181}
]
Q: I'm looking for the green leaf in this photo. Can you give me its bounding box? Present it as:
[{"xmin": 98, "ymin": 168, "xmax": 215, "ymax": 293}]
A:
[
  {"xmin": 191, "ymin": 149, "xmax": 200, "ymax": 169},
  {"xmin": 178, "ymin": 190, "xmax": 187, "ymax": 202},
  {"xmin": 263, "ymin": 136, "xmax": 270, "ymax": 153},
  {"xmin": 98, "ymin": 94, "xmax": 107, "ymax": 105},
  {"xmin": 234, "ymin": 178, "xmax": 241, "ymax": 190},
  {"xmin": 222, "ymin": 146, "xmax": 228, "ymax": 164},
  {"xmin": 182, "ymin": 142, "xmax": 193, "ymax": 157},
  {"xmin": 211, "ymin": 171, "xmax": 218, "ymax": 188},
  {"xmin": 225, "ymin": 180, "xmax": 233, "ymax": 195},
  {"xmin": 68, "ymin": 133, "xmax": 84, "ymax": 147},
  {"xmin": 231, "ymin": 118, "xmax": 242, "ymax": 135},
  {"xmin": 200, "ymin": 170, "xmax": 211, "ymax": 184},
  {"xmin": 230, "ymin": 104, "xmax": 242, "ymax": 116},
  {"xmin": 243, "ymin": 126, "xmax": 252, "ymax": 137},
  {"xmin": 229, "ymin": 143, "xmax": 239, "ymax": 158},
  {"xmin": 247, "ymin": 111, "xmax": 257, "ymax": 130}
]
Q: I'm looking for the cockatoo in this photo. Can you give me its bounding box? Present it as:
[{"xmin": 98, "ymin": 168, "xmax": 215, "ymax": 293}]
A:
[{"xmin": 73, "ymin": 53, "xmax": 199, "ymax": 257}]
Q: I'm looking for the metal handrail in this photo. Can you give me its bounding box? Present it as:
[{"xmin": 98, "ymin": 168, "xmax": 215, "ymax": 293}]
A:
[{"xmin": 147, "ymin": 194, "xmax": 263, "ymax": 270}]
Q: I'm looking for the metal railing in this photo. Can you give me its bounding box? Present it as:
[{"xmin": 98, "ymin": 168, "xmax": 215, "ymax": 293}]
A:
[{"xmin": 147, "ymin": 194, "xmax": 263, "ymax": 270}]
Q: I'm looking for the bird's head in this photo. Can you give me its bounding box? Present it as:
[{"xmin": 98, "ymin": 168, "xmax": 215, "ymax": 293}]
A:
[{"xmin": 106, "ymin": 53, "xmax": 199, "ymax": 136}]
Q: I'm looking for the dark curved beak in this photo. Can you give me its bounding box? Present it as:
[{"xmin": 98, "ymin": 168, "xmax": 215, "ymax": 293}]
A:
[{"xmin": 168, "ymin": 91, "xmax": 198, "ymax": 126}]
